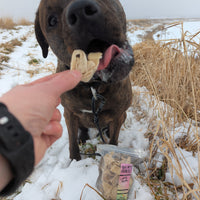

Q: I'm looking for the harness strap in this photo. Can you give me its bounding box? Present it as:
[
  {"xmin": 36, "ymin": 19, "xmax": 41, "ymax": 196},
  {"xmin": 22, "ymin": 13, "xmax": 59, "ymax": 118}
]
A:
[{"xmin": 91, "ymin": 87, "xmax": 106, "ymax": 143}]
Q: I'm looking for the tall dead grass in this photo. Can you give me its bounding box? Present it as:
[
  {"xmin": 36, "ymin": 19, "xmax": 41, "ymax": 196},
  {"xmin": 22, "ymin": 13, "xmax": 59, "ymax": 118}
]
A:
[
  {"xmin": 0, "ymin": 17, "xmax": 32, "ymax": 29},
  {"xmin": 0, "ymin": 17, "xmax": 16, "ymax": 29},
  {"xmin": 0, "ymin": 39, "xmax": 22, "ymax": 54},
  {"xmin": 131, "ymin": 40, "xmax": 200, "ymax": 123},
  {"xmin": 17, "ymin": 18, "xmax": 32, "ymax": 26},
  {"xmin": 130, "ymin": 22, "xmax": 200, "ymax": 199}
]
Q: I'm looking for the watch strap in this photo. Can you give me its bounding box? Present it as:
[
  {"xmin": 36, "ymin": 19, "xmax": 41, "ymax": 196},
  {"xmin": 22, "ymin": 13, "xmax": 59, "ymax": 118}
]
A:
[{"xmin": 0, "ymin": 103, "xmax": 34, "ymax": 196}]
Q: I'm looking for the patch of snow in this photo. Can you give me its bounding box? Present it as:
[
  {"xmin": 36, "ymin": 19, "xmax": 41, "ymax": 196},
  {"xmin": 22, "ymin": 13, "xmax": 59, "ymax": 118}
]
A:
[
  {"xmin": 0, "ymin": 25, "xmax": 33, "ymax": 44},
  {"xmin": 154, "ymin": 21, "xmax": 200, "ymax": 43},
  {"xmin": 165, "ymin": 148, "xmax": 199, "ymax": 186}
]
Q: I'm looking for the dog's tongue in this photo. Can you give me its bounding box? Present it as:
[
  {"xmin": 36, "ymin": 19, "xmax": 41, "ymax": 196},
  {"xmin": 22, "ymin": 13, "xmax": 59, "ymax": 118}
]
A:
[{"xmin": 97, "ymin": 45, "xmax": 121, "ymax": 71}]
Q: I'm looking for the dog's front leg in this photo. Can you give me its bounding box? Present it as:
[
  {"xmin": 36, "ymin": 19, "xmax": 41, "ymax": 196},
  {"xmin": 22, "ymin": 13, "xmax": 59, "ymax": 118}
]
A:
[
  {"xmin": 63, "ymin": 109, "xmax": 81, "ymax": 161},
  {"xmin": 108, "ymin": 112, "xmax": 127, "ymax": 145}
]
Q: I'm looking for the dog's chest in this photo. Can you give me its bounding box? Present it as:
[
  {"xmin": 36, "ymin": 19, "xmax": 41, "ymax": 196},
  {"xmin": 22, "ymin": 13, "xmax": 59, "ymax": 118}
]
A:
[
  {"xmin": 62, "ymin": 84, "xmax": 106, "ymax": 112},
  {"xmin": 78, "ymin": 87, "xmax": 101, "ymax": 114},
  {"xmin": 61, "ymin": 85, "xmax": 108, "ymax": 127},
  {"xmin": 61, "ymin": 78, "xmax": 132, "ymax": 128}
]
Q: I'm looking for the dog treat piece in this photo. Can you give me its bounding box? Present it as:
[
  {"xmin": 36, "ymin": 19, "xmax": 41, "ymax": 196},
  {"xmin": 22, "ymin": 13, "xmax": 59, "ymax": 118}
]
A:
[
  {"xmin": 70, "ymin": 50, "xmax": 102, "ymax": 82},
  {"xmin": 88, "ymin": 52, "xmax": 103, "ymax": 67},
  {"xmin": 96, "ymin": 152, "xmax": 133, "ymax": 200}
]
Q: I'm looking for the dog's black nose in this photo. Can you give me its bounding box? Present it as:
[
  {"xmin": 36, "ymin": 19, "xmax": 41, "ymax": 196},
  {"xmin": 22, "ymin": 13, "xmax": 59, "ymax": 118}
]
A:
[{"xmin": 66, "ymin": 0, "xmax": 101, "ymax": 27}]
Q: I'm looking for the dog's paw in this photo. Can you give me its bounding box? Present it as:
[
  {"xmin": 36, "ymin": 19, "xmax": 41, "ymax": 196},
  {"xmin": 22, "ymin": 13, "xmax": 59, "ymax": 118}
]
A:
[{"xmin": 70, "ymin": 50, "xmax": 102, "ymax": 82}]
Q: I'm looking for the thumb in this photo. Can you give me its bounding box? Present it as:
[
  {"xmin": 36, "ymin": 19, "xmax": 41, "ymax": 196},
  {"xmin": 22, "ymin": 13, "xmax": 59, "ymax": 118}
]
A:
[{"xmin": 35, "ymin": 70, "xmax": 81, "ymax": 97}]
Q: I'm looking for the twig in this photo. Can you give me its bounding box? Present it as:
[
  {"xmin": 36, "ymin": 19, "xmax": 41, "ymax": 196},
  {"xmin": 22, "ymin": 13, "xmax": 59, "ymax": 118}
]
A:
[
  {"xmin": 80, "ymin": 183, "xmax": 106, "ymax": 200},
  {"xmin": 0, "ymin": 63, "xmax": 28, "ymax": 72}
]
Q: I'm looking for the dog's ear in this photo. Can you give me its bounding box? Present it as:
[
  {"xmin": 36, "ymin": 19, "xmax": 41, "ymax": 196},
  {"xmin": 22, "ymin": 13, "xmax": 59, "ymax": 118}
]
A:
[{"xmin": 35, "ymin": 10, "xmax": 49, "ymax": 58}]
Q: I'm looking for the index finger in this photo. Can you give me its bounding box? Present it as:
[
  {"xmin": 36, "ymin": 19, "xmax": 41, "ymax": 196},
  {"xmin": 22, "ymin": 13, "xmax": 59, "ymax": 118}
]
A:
[{"xmin": 38, "ymin": 70, "xmax": 82, "ymax": 97}]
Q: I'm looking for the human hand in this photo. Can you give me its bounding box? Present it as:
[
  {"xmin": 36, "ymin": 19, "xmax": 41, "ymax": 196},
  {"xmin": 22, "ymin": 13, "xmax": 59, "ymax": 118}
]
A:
[{"xmin": 0, "ymin": 70, "xmax": 81, "ymax": 165}]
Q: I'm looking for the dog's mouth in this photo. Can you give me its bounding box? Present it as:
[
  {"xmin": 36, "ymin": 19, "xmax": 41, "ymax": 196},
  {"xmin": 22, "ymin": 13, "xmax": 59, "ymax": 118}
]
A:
[
  {"xmin": 86, "ymin": 39, "xmax": 119, "ymax": 71},
  {"xmin": 97, "ymin": 44, "xmax": 121, "ymax": 71},
  {"xmin": 86, "ymin": 39, "xmax": 124, "ymax": 71},
  {"xmin": 85, "ymin": 39, "xmax": 134, "ymax": 82}
]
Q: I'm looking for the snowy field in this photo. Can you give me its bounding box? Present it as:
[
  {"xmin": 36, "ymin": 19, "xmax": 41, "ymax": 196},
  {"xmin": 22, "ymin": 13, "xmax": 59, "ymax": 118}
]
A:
[{"xmin": 0, "ymin": 19, "xmax": 200, "ymax": 200}]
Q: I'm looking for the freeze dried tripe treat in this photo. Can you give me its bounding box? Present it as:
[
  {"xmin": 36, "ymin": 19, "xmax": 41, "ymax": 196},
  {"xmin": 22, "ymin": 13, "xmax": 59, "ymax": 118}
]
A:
[
  {"xmin": 70, "ymin": 50, "xmax": 102, "ymax": 82},
  {"xmin": 96, "ymin": 152, "xmax": 133, "ymax": 200}
]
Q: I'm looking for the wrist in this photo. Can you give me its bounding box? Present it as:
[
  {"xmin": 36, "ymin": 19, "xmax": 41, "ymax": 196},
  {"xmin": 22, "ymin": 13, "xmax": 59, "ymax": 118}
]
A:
[
  {"xmin": 0, "ymin": 98, "xmax": 42, "ymax": 137},
  {"xmin": 0, "ymin": 99, "xmax": 27, "ymax": 133},
  {"xmin": 0, "ymin": 154, "xmax": 13, "ymax": 192}
]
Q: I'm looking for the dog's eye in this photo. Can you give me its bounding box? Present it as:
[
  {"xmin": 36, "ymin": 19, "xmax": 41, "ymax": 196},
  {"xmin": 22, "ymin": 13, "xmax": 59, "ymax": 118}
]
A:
[{"xmin": 48, "ymin": 15, "xmax": 58, "ymax": 27}]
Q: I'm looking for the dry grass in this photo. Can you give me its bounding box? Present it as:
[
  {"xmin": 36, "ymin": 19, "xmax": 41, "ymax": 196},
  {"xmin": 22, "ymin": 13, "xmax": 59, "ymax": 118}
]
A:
[
  {"xmin": 0, "ymin": 17, "xmax": 16, "ymax": 29},
  {"xmin": 0, "ymin": 55, "xmax": 10, "ymax": 63},
  {"xmin": 131, "ymin": 41, "xmax": 200, "ymax": 123},
  {"xmin": 0, "ymin": 39, "xmax": 22, "ymax": 54},
  {"xmin": 26, "ymin": 62, "xmax": 56, "ymax": 78},
  {"xmin": 130, "ymin": 21, "xmax": 200, "ymax": 199},
  {"xmin": 0, "ymin": 17, "xmax": 32, "ymax": 29},
  {"xmin": 17, "ymin": 18, "xmax": 32, "ymax": 26},
  {"xmin": 28, "ymin": 58, "xmax": 41, "ymax": 65}
]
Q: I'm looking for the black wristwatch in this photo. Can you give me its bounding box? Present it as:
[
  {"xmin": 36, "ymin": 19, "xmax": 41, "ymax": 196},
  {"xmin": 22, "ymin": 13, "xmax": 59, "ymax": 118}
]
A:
[{"xmin": 0, "ymin": 103, "xmax": 34, "ymax": 196}]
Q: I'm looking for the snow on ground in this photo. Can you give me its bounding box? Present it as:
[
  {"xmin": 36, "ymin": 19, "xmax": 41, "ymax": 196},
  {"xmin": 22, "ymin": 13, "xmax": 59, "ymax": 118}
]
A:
[
  {"xmin": 128, "ymin": 19, "xmax": 200, "ymax": 49},
  {"xmin": 153, "ymin": 20, "xmax": 200, "ymax": 55},
  {"xmin": 154, "ymin": 21, "xmax": 200, "ymax": 43},
  {"xmin": 0, "ymin": 26, "xmax": 32, "ymax": 45},
  {"xmin": 0, "ymin": 19, "xmax": 200, "ymax": 200},
  {"xmin": 127, "ymin": 29, "xmax": 146, "ymax": 46},
  {"xmin": 127, "ymin": 20, "xmax": 163, "ymax": 45}
]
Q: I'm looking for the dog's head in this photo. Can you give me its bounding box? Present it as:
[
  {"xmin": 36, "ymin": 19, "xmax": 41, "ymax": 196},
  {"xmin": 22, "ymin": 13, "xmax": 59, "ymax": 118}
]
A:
[{"xmin": 35, "ymin": 0, "xmax": 134, "ymax": 82}]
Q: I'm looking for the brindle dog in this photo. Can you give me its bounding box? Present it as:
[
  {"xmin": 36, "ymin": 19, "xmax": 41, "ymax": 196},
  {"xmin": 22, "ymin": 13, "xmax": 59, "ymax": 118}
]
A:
[{"xmin": 35, "ymin": 0, "xmax": 134, "ymax": 161}]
